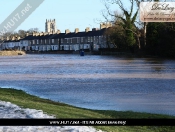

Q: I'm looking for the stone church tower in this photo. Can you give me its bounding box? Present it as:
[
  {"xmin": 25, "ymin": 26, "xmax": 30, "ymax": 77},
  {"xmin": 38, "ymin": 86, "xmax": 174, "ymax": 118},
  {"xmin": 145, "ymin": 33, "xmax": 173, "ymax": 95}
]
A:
[{"xmin": 45, "ymin": 19, "xmax": 57, "ymax": 33}]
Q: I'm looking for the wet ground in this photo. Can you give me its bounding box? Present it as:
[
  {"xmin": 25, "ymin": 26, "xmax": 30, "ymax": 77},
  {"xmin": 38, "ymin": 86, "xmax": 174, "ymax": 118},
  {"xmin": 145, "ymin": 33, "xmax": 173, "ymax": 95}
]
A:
[{"xmin": 0, "ymin": 54, "xmax": 175, "ymax": 116}]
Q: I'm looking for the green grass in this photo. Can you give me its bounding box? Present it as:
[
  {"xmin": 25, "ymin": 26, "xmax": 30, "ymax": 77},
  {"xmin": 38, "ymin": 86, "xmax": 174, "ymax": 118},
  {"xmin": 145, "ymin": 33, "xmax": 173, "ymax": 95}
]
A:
[{"xmin": 0, "ymin": 88, "xmax": 175, "ymax": 132}]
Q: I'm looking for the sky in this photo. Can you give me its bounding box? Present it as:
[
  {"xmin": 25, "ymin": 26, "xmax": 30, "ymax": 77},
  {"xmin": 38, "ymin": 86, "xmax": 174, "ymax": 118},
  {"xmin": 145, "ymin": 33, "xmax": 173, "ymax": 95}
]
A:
[
  {"xmin": 4, "ymin": 0, "xmax": 173, "ymax": 34},
  {"xmin": 0, "ymin": 0, "xmax": 110, "ymax": 33}
]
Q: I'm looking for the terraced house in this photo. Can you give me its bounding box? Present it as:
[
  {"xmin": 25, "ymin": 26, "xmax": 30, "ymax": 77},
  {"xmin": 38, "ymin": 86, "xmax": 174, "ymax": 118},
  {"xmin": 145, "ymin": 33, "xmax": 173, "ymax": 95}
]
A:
[
  {"xmin": 1, "ymin": 36, "xmax": 21, "ymax": 50},
  {"xmin": 1, "ymin": 19, "xmax": 113, "ymax": 52}
]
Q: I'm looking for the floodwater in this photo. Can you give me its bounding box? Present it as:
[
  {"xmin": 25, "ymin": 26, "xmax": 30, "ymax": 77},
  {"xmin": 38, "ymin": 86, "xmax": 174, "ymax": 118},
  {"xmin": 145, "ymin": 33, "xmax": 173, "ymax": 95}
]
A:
[{"xmin": 0, "ymin": 54, "xmax": 175, "ymax": 116}]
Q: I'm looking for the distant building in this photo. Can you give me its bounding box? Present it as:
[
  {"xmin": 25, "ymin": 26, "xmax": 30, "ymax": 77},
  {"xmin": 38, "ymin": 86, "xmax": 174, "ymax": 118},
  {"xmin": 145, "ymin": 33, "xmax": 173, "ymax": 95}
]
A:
[
  {"xmin": 0, "ymin": 20, "xmax": 113, "ymax": 52},
  {"xmin": 45, "ymin": 19, "xmax": 57, "ymax": 33},
  {"xmin": 1, "ymin": 36, "xmax": 21, "ymax": 50}
]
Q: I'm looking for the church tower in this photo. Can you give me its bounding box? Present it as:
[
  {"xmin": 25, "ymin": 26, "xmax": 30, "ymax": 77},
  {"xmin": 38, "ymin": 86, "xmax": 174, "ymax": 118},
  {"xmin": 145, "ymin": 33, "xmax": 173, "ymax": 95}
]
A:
[{"xmin": 45, "ymin": 19, "xmax": 57, "ymax": 33}]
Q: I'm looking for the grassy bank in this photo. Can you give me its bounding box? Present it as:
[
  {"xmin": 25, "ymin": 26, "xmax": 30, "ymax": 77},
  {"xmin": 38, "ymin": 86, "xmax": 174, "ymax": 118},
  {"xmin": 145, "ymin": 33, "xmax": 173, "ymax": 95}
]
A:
[
  {"xmin": 0, "ymin": 50, "xmax": 25, "ymax": 56},
  {"xmin": 0, "ymin": 88, "xmax": 175, "ymax": 132}
]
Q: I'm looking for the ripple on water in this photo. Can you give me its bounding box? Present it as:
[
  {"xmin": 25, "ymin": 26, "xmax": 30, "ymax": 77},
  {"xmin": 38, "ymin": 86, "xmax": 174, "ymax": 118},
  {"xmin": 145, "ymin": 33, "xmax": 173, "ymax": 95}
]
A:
[{"xmin": 0, "ymin": 54, "xmax": 175, "ymax": 116}]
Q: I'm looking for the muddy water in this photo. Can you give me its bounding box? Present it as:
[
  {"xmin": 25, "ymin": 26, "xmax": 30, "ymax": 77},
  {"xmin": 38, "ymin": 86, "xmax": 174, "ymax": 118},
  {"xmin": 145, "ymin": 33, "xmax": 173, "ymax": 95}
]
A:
[{"xmin": 0, "ymin": 54, "xmax": 175, "ymax": 116}]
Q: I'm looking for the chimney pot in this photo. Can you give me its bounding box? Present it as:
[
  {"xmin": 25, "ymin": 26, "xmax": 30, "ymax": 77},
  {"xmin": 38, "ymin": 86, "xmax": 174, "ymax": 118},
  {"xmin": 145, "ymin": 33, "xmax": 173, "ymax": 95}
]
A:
[
  {"xmin": 75, "ymin": 28, "xmax": 79, "ymax": 33},
  {"xmin": 57, "ymin": 30, "xmax": 61, "ymax": 34},
  {"xmin": 65, "ymin": 29, "xmax": 70, "ymax": 34},
  {"xmin": 85, "ymin": 27, "xmax": 90, "ymax": 32}
]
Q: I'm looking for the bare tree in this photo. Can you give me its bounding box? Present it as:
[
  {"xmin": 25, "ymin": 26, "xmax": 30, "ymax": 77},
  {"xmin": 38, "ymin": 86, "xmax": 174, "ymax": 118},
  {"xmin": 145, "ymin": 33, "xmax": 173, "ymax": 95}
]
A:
[
  {"xmin": 18, "ymin": 30, "xmax": 27, "ymax": 38},
  {"xmin": 27, "ymin": 28, "xmax": 40, "ymax": 33},
  {"xmin": 102, "ymin": 0, "xmax": 141, "ymax": 49}
]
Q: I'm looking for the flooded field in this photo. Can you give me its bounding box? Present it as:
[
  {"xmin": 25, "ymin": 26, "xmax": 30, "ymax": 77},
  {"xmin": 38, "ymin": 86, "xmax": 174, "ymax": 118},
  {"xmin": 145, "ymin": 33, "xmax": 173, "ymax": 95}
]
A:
[{"xmin": 0, "ymin": 54, "xmax": 175, "ymax": 116}]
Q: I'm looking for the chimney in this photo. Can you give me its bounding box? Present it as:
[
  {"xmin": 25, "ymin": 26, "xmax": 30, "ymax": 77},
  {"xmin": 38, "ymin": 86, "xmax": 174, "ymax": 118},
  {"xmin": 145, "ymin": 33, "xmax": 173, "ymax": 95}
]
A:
[
  {"xmin": 32, "ymin": 32, "xmax": 36, "ymax": 36},
  {"xmin": 26, "ymin": 33, "xmax": 29, "ymax": 36},
  {"xmin": 75, "ymin": 28, "xmax": 79, "ymax": 33},
  {"xmin": 100, "ymin": 22, "xmax": 112, "ymax": 29},
  {"xmin": 57, "ymin": 30, "xmax": 61, "ymax": 34},
  {"xmin": 100, "ymin": 23, "xmax": 106, "ymax": 29},
  {"xmin": 85, "ymin": 27, "xmax": 90, "ymax": 32},
  {"xmin": 92, "ymin": 28, "xmax": 99, "ymax": 31},
  {"xmin": 6, "ymin": 36, "xmax": 9, "ymax": 41},
  {"xmin": 35, "ymin": 32, "xmax": 40, "ymax": 36},
  {"xmin": 16, "ymin": 36, "xmax": 20, "ymax": 40},
  {"xmin": 11, "ymin": 36, "xmax": 15, "ymax": 40},
  {"xmin": 107, "ymin": 22, "xmax": 112, "ymax": 28},
  {"xmin": 39, "ymin": 32, "xmax": 44, "ymax": 36},
  {"xmin": 65, "ymin": 29, "xmax": 70, "ymax": 34},
  {"xmin": 44, "ymin": 32, "xmax": 48, "ymax": 36}
]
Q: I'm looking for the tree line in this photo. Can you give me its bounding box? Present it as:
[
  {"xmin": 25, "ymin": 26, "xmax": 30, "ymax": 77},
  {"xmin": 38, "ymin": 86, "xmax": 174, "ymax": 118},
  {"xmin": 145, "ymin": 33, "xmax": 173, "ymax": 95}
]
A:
[{"xmin": 0, "ymin": 28, "xmax": 39, "ymax": 40}]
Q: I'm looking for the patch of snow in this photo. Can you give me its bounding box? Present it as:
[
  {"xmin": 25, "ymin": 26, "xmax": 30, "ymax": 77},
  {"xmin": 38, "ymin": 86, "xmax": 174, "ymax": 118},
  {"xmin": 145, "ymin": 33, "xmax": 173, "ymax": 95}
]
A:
[{"xmin": 0, "ymin": 101, "xmax": 103, "ymax": 132}]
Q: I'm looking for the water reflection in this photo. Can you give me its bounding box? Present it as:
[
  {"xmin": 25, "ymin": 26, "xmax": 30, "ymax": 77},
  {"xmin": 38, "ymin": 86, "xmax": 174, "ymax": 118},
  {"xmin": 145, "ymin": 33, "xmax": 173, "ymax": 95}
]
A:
[{"xmin": 0, "ymin": 54, "xmax": 175, "ymax": 116}]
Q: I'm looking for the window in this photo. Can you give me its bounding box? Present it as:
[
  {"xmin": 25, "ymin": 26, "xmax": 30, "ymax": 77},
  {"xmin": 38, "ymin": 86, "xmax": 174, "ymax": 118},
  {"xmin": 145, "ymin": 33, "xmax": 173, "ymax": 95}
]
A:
[
  {"xmin": 99, "ymin": 36, "xmax": 100, "ymax": 43},
  {"xmin": 81, "ymin": 37, "xmax": 83, "ymax": 42},
  {"xmin": 88, "ymin": 37, "xmax": 90, "ymax": 42},
  {"xmin": 61, "ymin": 39, "xmax": 63, "ymax": 43},
  {"xmin": 40, "ymin": 40, "xmax": 42, "ymax": 44},
  {"xmin": 70, "ymin": 38, "xmax": 72, "ymax": 43},
  {"xmin": 91, "ymin": 37, "xmax": 93, "ymax": 42},
  {"xmin": 45, "ymin": 39, "xmax": 47, "ymax": 44},
  {"xmin": 77, "ymin": 38, "xmax": 80, "ymax": 43},
  {"xmin": 52, "ymin": 39, "xmax": 54, "ymax": 44},
  {"xmin": 33, "ymin": 40, "xmax": 35, "ymax": 44},
  {"xmin": 37, "ymin": 40, "xmax": 39, "ymax": 44},
  {"xmin": 67, "ymin": 39, "xmax": 68, "ymax": 43},
  {"xmin": 57, "ymin": 39, "xmax": 59, "ymax": 43}
]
